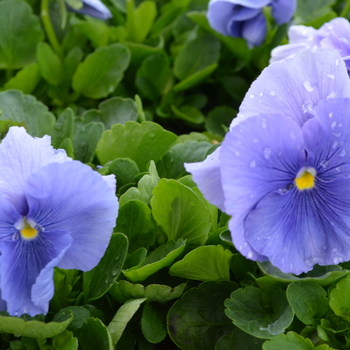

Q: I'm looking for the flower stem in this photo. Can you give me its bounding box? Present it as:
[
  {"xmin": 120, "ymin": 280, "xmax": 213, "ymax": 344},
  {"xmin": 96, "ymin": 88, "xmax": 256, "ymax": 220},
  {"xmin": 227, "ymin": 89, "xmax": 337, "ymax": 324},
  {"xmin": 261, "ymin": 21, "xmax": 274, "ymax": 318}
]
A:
[
  {"xmin": 41, "ymin": 0, "xmax": 64, "ymax": 60},
  {"xmin": 341, "ymin": 0, "xmax": 350, "ymax": 18}
]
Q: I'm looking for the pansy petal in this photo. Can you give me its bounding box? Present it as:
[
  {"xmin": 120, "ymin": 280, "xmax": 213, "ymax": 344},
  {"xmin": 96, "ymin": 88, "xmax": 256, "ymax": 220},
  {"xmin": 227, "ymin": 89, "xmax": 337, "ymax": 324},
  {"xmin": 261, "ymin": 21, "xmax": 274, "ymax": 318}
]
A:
[
  {"xmin": 241, "ymin": 11, "xmax": 266, "ymax": 47},
  {"xmin": 302, "ymin": 98, "xmax": 350, "ymax": 180},
  {"xmin": 235, "ymin": 49, "xmax": 350, "ymax": 128},
  {"xmin": 229, "ymin": 6, "xmax": 261, "ymax": 21},
  {"xmin": 185, "ymin": 148, "xmax": 226, "ymax": 212},
  {"xmin": 270, "ymin": 0, "xmax": 296, "ymax": 24},
  {"xmin": 67, "ymin": 0, "xmax": 112, "ymax": 19},
  {"xmin": 0, "ymin": 127, "xmax": 70, "ymax": 214},
  {"xmin": 31, "ymin": 231, "xmax": 72, "ymax": 311},
  {"xmin": 207, "ymin": 1, "xmax": 237, "ymax": 36},
  {"xmin": 220, "ymin": 114, "xmax": 305, "ymax": 257},
  {"xmin": 24, "ymin": 161, "xmax": 118, "ymax": 271},
  {"xmin": 0, "ymin": 230, "xmax": 72, "ymax": 316},
  {"xmin": 245, "ymin": 178, "xmax": 350, "ymax": 275},
  {"xmin": 209, "ymin": 0, "xmax": 270, "ymax": 8}
]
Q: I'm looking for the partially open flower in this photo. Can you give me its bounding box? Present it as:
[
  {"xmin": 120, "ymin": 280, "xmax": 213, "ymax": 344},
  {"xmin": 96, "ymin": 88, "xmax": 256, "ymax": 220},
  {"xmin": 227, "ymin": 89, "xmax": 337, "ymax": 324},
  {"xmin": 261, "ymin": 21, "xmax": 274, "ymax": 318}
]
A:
[
  {"xmin": 207, "ymin": 0, "xmax": 296, "ymax": 47},
  {"xmin": 66, "ymin": 0, "xmax": 112, "ymax": 20}
]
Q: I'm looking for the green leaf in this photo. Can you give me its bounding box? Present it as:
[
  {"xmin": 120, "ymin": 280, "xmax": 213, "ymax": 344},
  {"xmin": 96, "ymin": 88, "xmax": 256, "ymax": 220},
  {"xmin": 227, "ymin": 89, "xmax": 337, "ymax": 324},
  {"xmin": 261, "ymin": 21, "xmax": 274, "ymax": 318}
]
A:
[
  {"xmin": 107, "ymin": 158, "xmax": 140, "ymax": 190},
  {"xmin": 4, "ymin": 63, "xmax": 41, "ymax": 94},
  {"xmin": 52, "ymin": 330, "xmax": 78, "ymax": 350},
  {"xmin": 0, "ymin": 90, "xmax": 55, "ymax": 136},
  {"xmin": 76, "ymin": 318, "xmax": 113, "ymax": 350},
  {"xmin": 72, "ymin": 43, "xmax": 131, "ymax": 99},
  {"xmin": 174, "ymin": 34, "xmax": 220, "ymax": 81},
  {"xmin": 257, "ymin": 261, "xmax": 350, "ymax": 288},
  {"xmin": 109, "ymin": 279, "xmax": 187, "ymax": 304},
  {"xmin": 51, "ymin": 108, "xmax": 74, "ymax": 149},
  {"xmin": 225, "ymin": 286, "xmax": 294, "ymax": 339},
  {"xmin": 123, "ymin": 239, "xmax": 186, "ymax": 282},
  {"xmin": 82, "ymin": 97, "xmax": 138, "ymax": 129},
  {"xmin": 108, "ymin": 298, "xmax": 147, "ymax": 346},
  {"xmin": 329, "ymin": 274, "xmax": 350, "ymax": 320},
  {"xmin": 75, "ymin": 19, "xmax": 110, "ymax": 48},
  {"xmin": 136, "ymin": 53, "xmax": 171, "ymax": 101},
  {"xmin": 66, "ymin": 0, "xmax": 83, "ymax": 10},
  {"xmin": 141, "ymin": 303, "xmax": 167, "ymax": 344},
  {"xmin": 73, "ymin": 122, "xmax": 104, "ymax": 163},
  {"xmin": 126, "ymin": 1, "xmax": 157, "ymax": 43},
  {"xmin": 36, "ymin": 42, "xmax": 64, "ymax": 86},
  {"xmin": 294, "ymin": 0, "xmax": 336, "ymax": 25},
  {"xmin": 156, "ymin": 140, "xmax": 212, "ymax": 179},
  {"xmin": 170, "ymin": 245, "xmax": 233, "ymax": 281},
  {"xmin": 187, "ymin": 11, "xmax": 250, "ymax": 61},
  {"xmin": 54, "ymin": 306, "xmax": 90, "ymax": 332},
  {"xmin": 115, "ymin": 200, "xmax": 156, "ymax": 253},
  {"xmin": 0, "ymin": 0, "xmax": 43, "ymax": 69},
  {"xmin": 171, "ymin": 105, "xmax": 204, "ymax": 124},
  {"xmin": 286, "ymin": 282, "xmax": 329, "ymax": 325},
  {"xmin": 168, "ymin": 281, "xmax": 237, "ymax": 350},
  {"xmin": 83, "ymin": 233, "xmax": 128, "ymax": 302},
  {"xmin": 119, "ymin": 161, "xmax": 160, "ymax": 206},
  {"xmin": 262, "ymin": 332, "xmax": 315, "ymax": 350},
  {"xmin": 205, "ymin": 106, "xmax": 236, "ymax": 136},
  {"xmin": 172, "ymin": 63, "xmax": 218, "ymax": 93},
  {"xmin": 96, "ymin": 121, "xmax": 177, "ymax": 171},
  {"xmin": 0, "ymin": 311, "xmax": 72, "ymax": 338},
  {"xmin": 215, "ymin": 329, "xmax": 264, "ymax": 350},
  {"xmin": 151, "ymin": 179, "xmax": 211, "ymax": 246}
]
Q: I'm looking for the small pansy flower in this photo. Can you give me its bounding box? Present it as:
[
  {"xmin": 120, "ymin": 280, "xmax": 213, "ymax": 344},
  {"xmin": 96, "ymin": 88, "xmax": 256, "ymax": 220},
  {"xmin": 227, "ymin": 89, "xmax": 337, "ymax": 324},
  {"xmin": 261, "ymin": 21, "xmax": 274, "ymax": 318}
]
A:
[
  {"xmin": 0, "ymin": 127, "xmax": 118, "ymax": 316},
  {"xmin": 207, "ymin": 0, "xmax": 296, "ymax": 47},
  {"xmin": 271, "ymin": 18, "xmax": 350, "ymax": 70},
  {"xmin": 66, "ymin": 0, "xmax": 112, "ymax": 20},
  {"xmin": 186, "ymin": 49, "xmax": 350, "ymax": 274}
]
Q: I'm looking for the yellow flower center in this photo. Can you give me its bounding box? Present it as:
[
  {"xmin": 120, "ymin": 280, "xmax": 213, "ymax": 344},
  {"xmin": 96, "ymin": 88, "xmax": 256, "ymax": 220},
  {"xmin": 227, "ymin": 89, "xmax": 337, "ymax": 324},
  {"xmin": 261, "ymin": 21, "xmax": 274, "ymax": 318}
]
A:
[
  {"xmin": 20, "ymin": 221, "xmax": 38, "ymax": 240},
  {"xmin": 295, "ymin": 167, "xmax": 316, "ymax": 191}
]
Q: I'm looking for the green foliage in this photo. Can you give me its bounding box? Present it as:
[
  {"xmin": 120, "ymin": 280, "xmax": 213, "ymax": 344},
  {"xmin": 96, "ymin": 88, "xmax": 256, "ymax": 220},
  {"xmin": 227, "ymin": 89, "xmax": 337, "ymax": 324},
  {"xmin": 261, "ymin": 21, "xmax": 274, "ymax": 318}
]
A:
[
  {"xmin": 72, "ymin": 44, "xmax": 131, "ymax": 99},
  {"xmin": 0, "ymin": 1, "xmax": 349, "ymax": 349},
  {"xmin": 0, "ymin": 0, "xmax": 43, "ymax": 69},
  {"xmin": 225, "ymin": 286, "xmax": 294, "ymax": 339},
  {"xmin": 168, "ymin": 281, "xmax": 237, "ymax": 350}
]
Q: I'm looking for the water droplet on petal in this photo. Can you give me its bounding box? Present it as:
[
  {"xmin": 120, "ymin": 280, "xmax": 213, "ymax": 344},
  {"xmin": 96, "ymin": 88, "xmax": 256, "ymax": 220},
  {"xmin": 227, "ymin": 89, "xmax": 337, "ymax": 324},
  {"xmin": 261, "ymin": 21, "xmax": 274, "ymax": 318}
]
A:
[
  {"xmin": 250, "ymin": 94, "xmax": 255, "ymax": 99},
  {"xmin": 263, "ymin": 147, "xmax": 271, "ymax": 159},
  {"xmin": 249, "ymin": 160, "xmax": 256, "ymax": 168},
  {"xmin": 327, "ymin": 74, "xmax": 335, "ymax": 79},
  {"xmin": 336, "ymin": 59, "xmax": 340, "ymax": 66},
  {"xmin": 332, "ymin": 141, "xmax": 338, "ymax": 149},
  {"xmin": 320, "ymin": 160, "xmax": 329, "ymax": 168},
  {"xmin": 247, "ymin": 251, "xmax": 253, "ymax": 258},
  {"xmin": 235, "ymin": 151, "xmax": 240, "ymax": 156},
  {"xmin": 261, "ymin": 118, "xmax": 267, "ymax": 129},
  {"xmin": 329, "ymin": 112, "xmax": 333, "ymax": 118},
  {"xmin": 302, "ymin": 100, "xmax": 313, "ymax": 113},
  {"xmin": 303, "ymin": 80, "xmax": 314, "ymax": 92},
  {"xmin": 270, "ymin": 91, "xmax": 276, "ymax": 96},
  {"xmin": 340, "ymin": 149, "xmax": 347, "ymax": 157},
  {"xmin": 331, "ymin": 121, "xmax": 337, "ymax": 129},
  {"xmin": 327, "ymin": 92, "xmax": 337, "ymax": 99}
]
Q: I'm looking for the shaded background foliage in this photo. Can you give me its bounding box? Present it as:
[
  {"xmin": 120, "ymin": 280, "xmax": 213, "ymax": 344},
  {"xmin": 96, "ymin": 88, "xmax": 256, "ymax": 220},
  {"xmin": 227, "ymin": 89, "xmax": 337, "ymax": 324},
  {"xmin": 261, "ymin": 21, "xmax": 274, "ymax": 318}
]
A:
[{"xmin": 0, "ymin": 0, "xmax": 349, "ymax": 349}]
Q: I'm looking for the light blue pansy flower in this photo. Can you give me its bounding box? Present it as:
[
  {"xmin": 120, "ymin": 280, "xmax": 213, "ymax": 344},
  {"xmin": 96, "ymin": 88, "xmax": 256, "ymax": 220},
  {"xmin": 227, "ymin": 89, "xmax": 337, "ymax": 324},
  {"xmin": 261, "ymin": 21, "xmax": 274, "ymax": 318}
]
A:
[
  {"xmin": 207, "ymin": 0, "xmax": 296, "ymax": 47},
  {"xmin": 0, "ymin": 127, "xmax": 118, "ymax": 316},
  {"xmin": 186, "ymin": 49, "xmax": 350, "ymax": 274},
  {"xmin": 271, "ymin": 18, "xmax": 350, "ymax": 70}
]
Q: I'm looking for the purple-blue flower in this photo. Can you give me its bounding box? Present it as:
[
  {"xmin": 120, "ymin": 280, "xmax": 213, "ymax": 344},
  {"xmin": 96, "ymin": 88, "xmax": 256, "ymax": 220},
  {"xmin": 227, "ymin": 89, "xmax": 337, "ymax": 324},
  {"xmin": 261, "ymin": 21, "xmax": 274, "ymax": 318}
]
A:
[
  {"xmin": 186, "ymin": 49, "xmax": 350, "ymax": 275},
  {"xmin": 271, "ymin": 18, "xmax": 350, "ymax": 70},
  {"xmin": 66, "ymin": 0, "xmax": 112, "ymax": 20},
  {"xmin": 207, "ymin": 0, "xmax": 296, "ymax": 47},
  {"xmin": 0, "ymin": 127, "xmax": 118, "ymax": 316}
]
